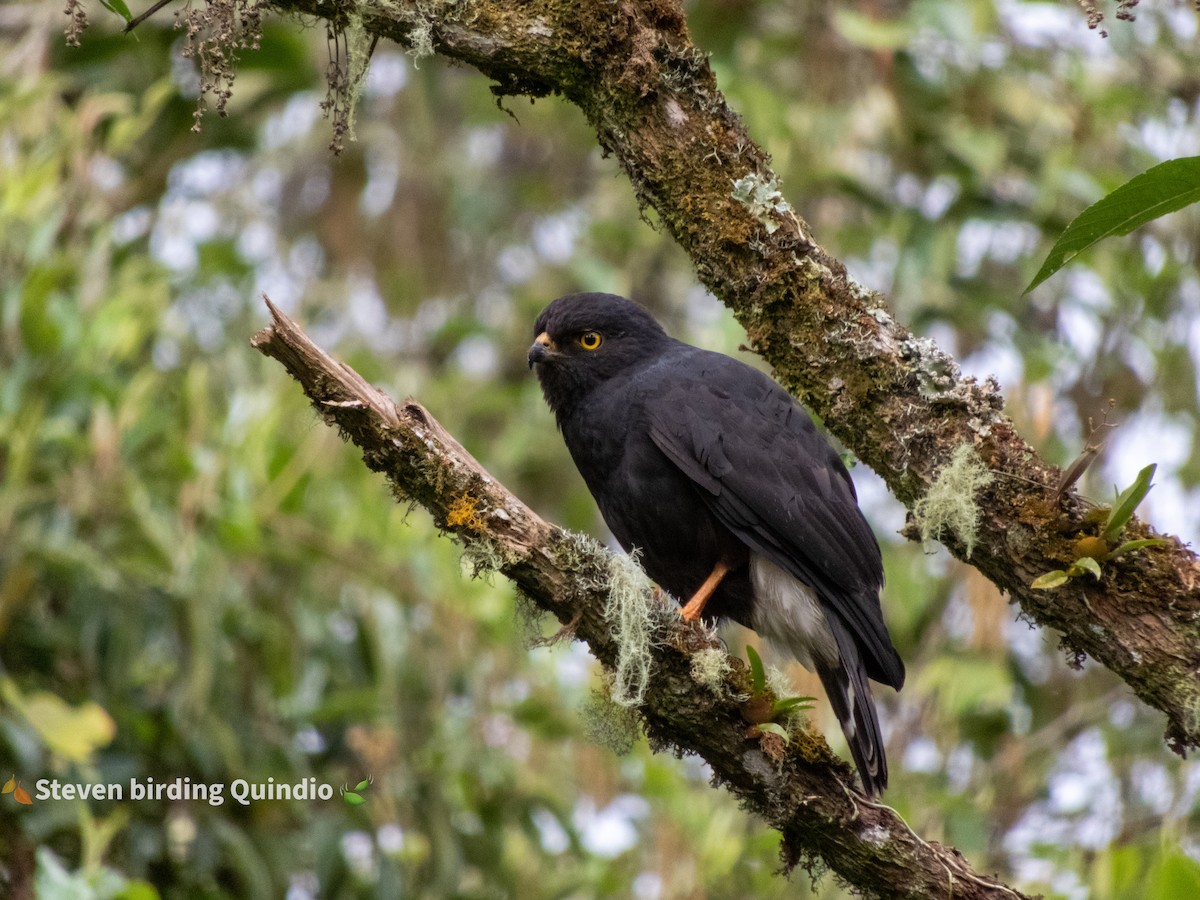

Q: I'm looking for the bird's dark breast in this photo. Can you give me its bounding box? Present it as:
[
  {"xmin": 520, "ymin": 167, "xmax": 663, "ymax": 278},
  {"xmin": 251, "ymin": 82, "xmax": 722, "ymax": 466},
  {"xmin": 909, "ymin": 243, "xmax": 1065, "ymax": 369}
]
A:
[{"xmin": 560, "ymin": 393, "xmax": 756, "ymax": 627}]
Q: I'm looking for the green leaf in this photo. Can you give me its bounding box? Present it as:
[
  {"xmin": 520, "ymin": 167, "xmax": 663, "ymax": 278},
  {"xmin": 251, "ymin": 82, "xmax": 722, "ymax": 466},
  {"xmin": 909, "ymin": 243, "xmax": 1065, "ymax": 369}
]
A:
[
  {"xmin": 99, "ymin": 0, "xmax": 133, "ymax": 23},
  {"xmin": 745, "ymin": 644, "xmax": 766, "ymax": 696},
  {"xmin": 1025, "ymin": 157, "xmax": 1200, "ymax": 293},
  {"xmin": 1031, "ymin": 570, "xmax": 1071, "ymax": 590},
  {"xmin": 353, "ymin": 778, "xmax": 371, "ymax": 792},
  {"xmin": 1106, "ymin": 537, "xmax": 1170, "ymax": 559},
  {"xmin": 343, "ymin": 792, "xmax": 366, "ymax": 807},
  {"xmin": 771, "ymin": 696, "xmax": 815, "ymax": 717},
  {"xmin": 1104, "ymin": 463, "xmax": 1157, "ymax": 542},
  {"xmin": 1069, "ymin": 556, "xmax": 1103, "ymax": 580},
  {"xmin": 1147, "ymin": 850, "xmax": 1200, "ymax": 900}
]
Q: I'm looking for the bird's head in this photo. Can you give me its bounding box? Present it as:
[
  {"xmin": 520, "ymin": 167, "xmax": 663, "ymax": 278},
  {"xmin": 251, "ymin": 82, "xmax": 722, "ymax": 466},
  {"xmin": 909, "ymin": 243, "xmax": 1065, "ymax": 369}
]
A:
[{"xmin": 528, "ymin": 292, "xmax": 669, "ymax": 419}]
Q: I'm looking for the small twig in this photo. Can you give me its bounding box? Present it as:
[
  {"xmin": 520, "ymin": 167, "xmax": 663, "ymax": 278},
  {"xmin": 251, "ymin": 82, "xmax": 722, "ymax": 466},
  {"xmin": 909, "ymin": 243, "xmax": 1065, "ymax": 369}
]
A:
[
  {"xmin": 858, "ymin": 795, "xmax": 1027, "ymax": 898},
  {"xmin": 1056, "ymin": 401, "xmax": 1118, "ymax": 497},
  {"xmin": 532, "ymin": 607, "xmax": 583, "ymax": 647},
  {"xmin": 124, "ymin": 0, "xmax": 175, "ymax": 34}
]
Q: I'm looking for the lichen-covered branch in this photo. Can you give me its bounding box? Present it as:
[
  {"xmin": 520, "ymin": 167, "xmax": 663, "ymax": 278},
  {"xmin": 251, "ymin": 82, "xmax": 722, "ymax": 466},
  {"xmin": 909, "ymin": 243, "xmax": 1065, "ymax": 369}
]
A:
[
  {"xmin": 254, "ymin": 0, "xmax": 1200, "ymax": 751},
  {"xmin": 251, "ymin": 297, "xmax": 1029, "ymax": 899}
]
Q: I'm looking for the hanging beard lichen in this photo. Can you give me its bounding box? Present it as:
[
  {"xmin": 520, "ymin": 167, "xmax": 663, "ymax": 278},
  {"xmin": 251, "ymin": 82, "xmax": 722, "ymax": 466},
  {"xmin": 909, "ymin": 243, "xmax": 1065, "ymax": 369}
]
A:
[{"xmin": 912, "ymin": 444, "xmax": 995, "ymax": 558}]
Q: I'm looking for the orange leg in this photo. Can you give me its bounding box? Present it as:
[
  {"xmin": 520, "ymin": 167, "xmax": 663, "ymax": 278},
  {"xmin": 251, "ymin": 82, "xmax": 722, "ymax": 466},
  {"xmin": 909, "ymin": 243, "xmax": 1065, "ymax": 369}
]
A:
[{"xmin": 678, "ymin": 560, "xmax": 732, "ymax": 622}]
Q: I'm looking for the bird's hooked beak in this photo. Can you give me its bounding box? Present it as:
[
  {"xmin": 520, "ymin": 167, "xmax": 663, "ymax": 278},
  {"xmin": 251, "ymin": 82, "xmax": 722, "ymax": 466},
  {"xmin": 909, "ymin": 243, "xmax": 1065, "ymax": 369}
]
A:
[{"xmin": 527, "ymin": 332, "xmax": 557, "ymax": 369}]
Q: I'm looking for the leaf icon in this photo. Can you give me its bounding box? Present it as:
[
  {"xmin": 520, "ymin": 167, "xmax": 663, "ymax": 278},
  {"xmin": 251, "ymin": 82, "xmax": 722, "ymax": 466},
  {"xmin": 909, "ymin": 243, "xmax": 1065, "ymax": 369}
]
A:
[
  {"xmin": 13, "ymin": 782, "xmax": 33, "ymax": 805},
  {"xmin": 354, "ymin": 779, "xmax": 370, "ymax": 792},
  {"xmin": 2, "ymin": 775, "xmax": 15, "ymax": 794},
  {"xmin": 343, "ymin": 791, "xmax": 366, "ymax": 807}
]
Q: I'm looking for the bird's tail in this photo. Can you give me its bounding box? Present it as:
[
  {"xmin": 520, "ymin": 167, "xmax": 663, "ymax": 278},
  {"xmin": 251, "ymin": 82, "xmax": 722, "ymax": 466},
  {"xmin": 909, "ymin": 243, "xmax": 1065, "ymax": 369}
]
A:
[{"xmin": 816, "ymin": 616, "xmax": 888, "ymax": 797}]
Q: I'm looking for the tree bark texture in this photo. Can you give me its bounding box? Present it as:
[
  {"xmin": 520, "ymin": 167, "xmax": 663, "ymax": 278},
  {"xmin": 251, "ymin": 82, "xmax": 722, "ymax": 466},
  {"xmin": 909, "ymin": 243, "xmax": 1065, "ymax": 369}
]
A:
[
  {"xmin": 252, "ymin": 297, "xmax": 1030, "ymax": 899},
  {"xmin": 253, "ymin": 0, "xmax": 1200, "ymax": 753}
]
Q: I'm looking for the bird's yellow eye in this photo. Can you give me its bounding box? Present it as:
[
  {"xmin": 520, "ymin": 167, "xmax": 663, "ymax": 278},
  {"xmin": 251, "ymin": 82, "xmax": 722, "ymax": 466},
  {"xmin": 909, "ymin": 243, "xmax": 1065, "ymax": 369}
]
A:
[{"xmin": 578, "ymin": 331, "xmax": 603, "ymax": 350}]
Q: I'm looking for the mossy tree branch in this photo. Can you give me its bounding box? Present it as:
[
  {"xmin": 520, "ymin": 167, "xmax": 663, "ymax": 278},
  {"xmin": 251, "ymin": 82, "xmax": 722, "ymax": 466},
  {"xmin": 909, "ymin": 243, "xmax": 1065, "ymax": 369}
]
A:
[
  {"xmin": 252, "ymin": 297, "xmax": 1029, "ymax": 899},
  {"xmin": 248, "ymin": 0, "xmax": 1200, "ymax": 750}
]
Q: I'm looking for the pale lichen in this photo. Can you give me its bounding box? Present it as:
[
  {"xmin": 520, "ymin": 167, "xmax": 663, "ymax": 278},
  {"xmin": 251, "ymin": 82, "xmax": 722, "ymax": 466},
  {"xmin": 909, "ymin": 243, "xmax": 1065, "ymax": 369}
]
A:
[
  {"xmin": 765, "ymin": 664, "xmax": 793, "ymax": 699},
  {"xmin": 766, "ymin": 664, "xmax": 812, "ymax": 739},
  {"xmin": 557, "ymin": 532, "xmax": 670, "ymax": 708},
  {"xmin": 459, "ymin": 536, "xmax": 507, "ymax": 581},
  {"xmin": 603, "ymin": 549, "xmax": 668, "ymax": 707},
  {"xmin": 912, "ymin": 444, "xmax": 995, "ymax": 557},
  {"xmin": 390, "ymin": 0, "xmax": 477, "ymax": 64},
  {"xmin": 731, "ymin": 173, "xmax": 793, "ymax": 235},
  {"xmin": 689, "ymin": 647, "xmax": 733, "ymax": 694}
]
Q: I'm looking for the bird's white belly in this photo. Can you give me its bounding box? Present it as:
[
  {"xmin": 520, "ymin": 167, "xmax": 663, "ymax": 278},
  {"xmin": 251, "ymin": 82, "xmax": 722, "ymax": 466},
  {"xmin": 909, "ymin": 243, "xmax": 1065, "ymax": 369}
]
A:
[{"xmin": 748, "ymin": 554, "xmax": 839, "ymax": 671}]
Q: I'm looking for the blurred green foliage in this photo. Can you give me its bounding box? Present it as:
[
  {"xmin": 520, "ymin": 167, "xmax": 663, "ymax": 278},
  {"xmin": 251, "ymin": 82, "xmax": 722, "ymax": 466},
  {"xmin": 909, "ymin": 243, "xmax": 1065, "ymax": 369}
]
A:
[{"xmin": 1, "ymin": 1, "xmax": 1199, "ymax": 898}]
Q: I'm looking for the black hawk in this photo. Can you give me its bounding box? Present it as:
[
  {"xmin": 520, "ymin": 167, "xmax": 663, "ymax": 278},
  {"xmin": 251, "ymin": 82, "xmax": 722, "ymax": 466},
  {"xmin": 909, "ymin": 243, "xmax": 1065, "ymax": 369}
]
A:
[{"xmin": 528, "ymin": 292, "xmax": 905, "ymax": 796}]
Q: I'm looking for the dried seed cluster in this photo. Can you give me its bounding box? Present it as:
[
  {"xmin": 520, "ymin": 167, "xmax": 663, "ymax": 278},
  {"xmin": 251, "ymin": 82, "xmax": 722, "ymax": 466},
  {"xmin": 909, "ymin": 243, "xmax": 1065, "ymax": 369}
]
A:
[
  {"xmin": 64, "ymin": 0, "xmax": 89, "ymax": 47},
  {"xmin": 1077, "ymin": 0, "xmax": 1141, "ymax": 37},
  {"xmin": 174, "ymin": 0, "xmax": 264, "ymax": 130},
  {"xmin": 319, "ymin": 23, "xmax": 353, "ymax": 155}
]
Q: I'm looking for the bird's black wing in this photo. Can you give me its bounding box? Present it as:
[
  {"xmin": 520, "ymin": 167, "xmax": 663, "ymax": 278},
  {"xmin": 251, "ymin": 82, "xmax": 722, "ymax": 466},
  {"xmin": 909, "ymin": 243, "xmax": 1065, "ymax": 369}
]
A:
[{"xmin": 643, "ymin": 345, "xmax": 904, "ymax": 689}]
